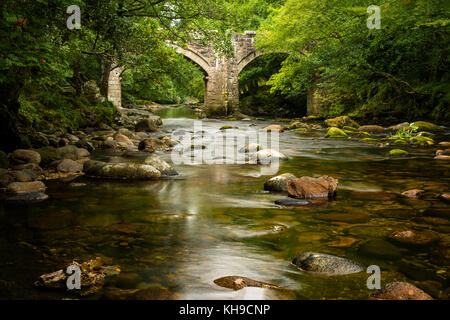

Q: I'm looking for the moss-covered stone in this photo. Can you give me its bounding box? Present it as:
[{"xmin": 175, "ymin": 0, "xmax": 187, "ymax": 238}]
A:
[
  {"xmin": 389, "ymin": 149, "xmax": 408, "ymax": 156},
  {"xmin": 410, "ymin": 121, "xmax": 443, "ymax": 132},
  {"xmin": 326, "ymin": 127, "xmax": 348, "ymax": 138},
  {"xmin": 324, "ymin": 116, "xmax": 359, "ymax": 129}
]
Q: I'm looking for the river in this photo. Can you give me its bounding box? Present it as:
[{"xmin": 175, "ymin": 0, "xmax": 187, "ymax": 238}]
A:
[{"xmin": 0, "ymin": 106, "xmax": 449, "ymax": 299}]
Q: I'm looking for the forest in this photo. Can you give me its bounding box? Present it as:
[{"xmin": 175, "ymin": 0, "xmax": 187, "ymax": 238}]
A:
[{"xmin": 1, "ymin": 0, "xmax": 448, "ymax": 151}]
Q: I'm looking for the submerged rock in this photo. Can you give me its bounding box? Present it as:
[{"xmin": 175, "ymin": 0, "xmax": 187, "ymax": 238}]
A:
[
  {"xmin": 144, "ymin": 155, "xmax": 178, "ymax": 176},
  {"xmin": 287, "ymin": 176, "xmax": 338, "ymax": 199},
  {"xmin": 370, "ymin": 282, "xmax": 433, "ymax": 300},
  {"xmin": 239, "ymin": 143, "xmax": 261, "ymax": 153},
  {"xmin": 264, "ymin": 173, "xmax": 297, "ymax": 192},
  {"xmin": 6, "ymin": 192, "xmax": 48, "ymax": 202},
  {"xmin": 292, "ymin": 252, "xmax": 364, "ymax": 275},
  {"xmin": 214, "ymin": 276, "xmax": 280, "ymax": 291},
  {"xmin": 324, "ymin": 116, "xmax": 359, "ymax": 129},
  {"xmin": 388, "ymin": 230, "xmax": 440, "ymax": 246},
  {"xmin": 439, "ymin": 193, "xmax": 450, "ymax": 202},
  {"xmin": 34, "ymin": 257, "xmax": 119, "ymax": 296},
  {"xmin": 274, "ymin": 198, "xmax": 310, "ymax": 207}
]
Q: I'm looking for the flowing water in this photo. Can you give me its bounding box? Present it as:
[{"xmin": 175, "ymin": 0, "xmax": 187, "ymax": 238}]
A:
[{"xmin": 0, "ymin": 106, "xmax": 449, "ymax": 300}]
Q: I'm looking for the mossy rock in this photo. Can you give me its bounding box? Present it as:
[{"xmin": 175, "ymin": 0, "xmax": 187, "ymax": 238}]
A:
[
  {"xmin": 294, "ymin": 128, "xmax": 307, "ymax": 132},
  {"xmin": 411, "ymin": 136, "xmax": 434, "ymax": 144},
  {"xmin": 255, "ymin": 117, "xmax": 265, "ymax": 121},
  {"xmin": 343, "ymin": 126, "xmax": 357, "ymax": 132},
  {"xmin": 394, "ymin": 139, "xmax": 407, "ymax": 144},
  {"xmin": 362, "ymin": 138, "xmax": 378, "ymax": 142},
  {"xmin": 389, "ymin": 149, "xmax": 408, "ymax": 156},
  {"xmin": 410, "ymin": 121, "xmax": 443, "ymax": 132},
  {"xmin": 0, "ymin": 151, "xmax": 9, "ymax": 169},
  {"xmin": 324, "ymin": 116, "xmax": 359, "ymax": 129},
  {"xmin": 35, "ymin": 146, "xmax": 58, "ymax": 165},
  {"xmin": 326, "ymin": 127, "xmax": 348, "ymax": 138},
  {"xmin": 220, "ymin": 125, "xmax": 237, "ymax": 130}
]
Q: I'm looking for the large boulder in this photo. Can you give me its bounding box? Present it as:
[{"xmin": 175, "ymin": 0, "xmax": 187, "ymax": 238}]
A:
[
  {"xmin": 410, "ymin": 121, "xmax": 443, "ymax": 132},
  {"xmin": 7, "ymin": 181, "xmax": 46, "ymax": 195},
  {"xmin": 10, "ymin": 149, "xmax": 41, "ymax": 165},
  {"xmin": 264, "ymin": 173, "xmax": 297, "ymax": 192},
  {"xmin": 370, "ymin": 282, "xmax": 433, "ymax": 300},
  {"xmin": 84, "ymin": 160, "xmax": 161, "ymax": 180},
  {"xmin": 144, "ymin": 155, "xmax": 178, "ymax": 176},
  {"xmin": 287, "ymin": 176, "xmax": 338, "ymax": 199},
  {"xmin": 324, "ymin": 116, "xmax": 359, "ymax": 129},
  {"xmin": 135, "ymin": 116, "xmax": 161, "ymax": 132},
  {"xmin": 57, "ymin": 159, "xmax": 83, "ymax": 173},
  {"xmin": 292, "ymin": 252, "xmax": 364, "ymax": 275}
]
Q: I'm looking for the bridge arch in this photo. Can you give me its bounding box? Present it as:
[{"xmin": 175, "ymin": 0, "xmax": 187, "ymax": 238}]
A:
[{"xmin": 172, "ymin": 45, "xmax": 212, "ymax": 77}]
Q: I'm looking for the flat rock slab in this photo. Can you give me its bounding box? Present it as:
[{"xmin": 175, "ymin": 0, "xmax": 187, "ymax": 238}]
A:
[
  {"xmin": 214, "ymin": 276, "xmax": 280, "ymax": 291},
  {"xmin": 84, "ymin": 160, "xmax": 161, "ymax": 180},
  {"xmin": 287, "ymin": 176, "xmax": 338, "ymax": 199},
  {"xmin": 6, "ymin": 192, "xmax": 48, "ymax": 202},
  {"xmin": 292, "ymin": 252, "xmax": 365, "ymax": 275}
]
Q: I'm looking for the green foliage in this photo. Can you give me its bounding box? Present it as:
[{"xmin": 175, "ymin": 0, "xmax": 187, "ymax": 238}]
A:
[{"xmin": 258, "ymin": 0, "xmax": 450, "ymax": 123}]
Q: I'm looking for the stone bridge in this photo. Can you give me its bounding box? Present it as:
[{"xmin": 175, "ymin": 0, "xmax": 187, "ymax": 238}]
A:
[{"xmin": 108, "ymin": 31, "xmax": 323, "ymax": 117}]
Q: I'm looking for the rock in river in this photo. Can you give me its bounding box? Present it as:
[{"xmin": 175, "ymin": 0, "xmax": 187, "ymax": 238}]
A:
[
  {"xmin": 274, "ymin": 198, "xmax": 310, "ymax": 207},
  {"xmin": 214, "ymin": 276, "xmax": 280, "ymax": 291},
  {"xmin": 370, "ymin": 282, "xmax": 433, "ymax": 300},
  {"xmin": 144, "ymin": 155, "xmax": 178, "ymax": 176},
  {"xmin": 57, "ymin": 159, "xmax": 83, "ymax": 173},
  {"xmin": 10, "ymin": 149, "xmax": 41, "ymax": 165},
  {"xmin": 34, "ymin": 257, "xmax": 119, "ymax": 296},
  {"xmin": 7, "ymin": 181, "xmax": 46, "ymax": 195},
  {"xmin": 264, "ymin": 173, "xmax": 297, "ymax": 192},
  {"xmin": 292, "ymin": 252, "xmax": 365, "ymax": 275},
  {"xmin": 324, "ymin": 116, "xmax": 359, "ymax": 129},
  {"xmin": 388, "ymin": 230, "xmax": 440, "ymax": 246},
  {"xmin": 83, "ymin": 160, "xmax": 161, "ymax": 180},
  {"xmin": 401, "ymin": 189, "xmax": 423, "ymax": 199},
  {"xmin": 262, "ymin": 124, "xmax": 284, "ymax": 132},
  {"xmin": 253, "ymin": 149, "xmax": 288, "ymax": 164},
  {"xmin": 287, "ymin": 176, "xmax": 338, "ymax": 199}
]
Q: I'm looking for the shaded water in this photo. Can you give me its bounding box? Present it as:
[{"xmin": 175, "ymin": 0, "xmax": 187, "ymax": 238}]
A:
[{"xmin": 0, "ymin": 108, "xmax": 449, "ymax": 300}]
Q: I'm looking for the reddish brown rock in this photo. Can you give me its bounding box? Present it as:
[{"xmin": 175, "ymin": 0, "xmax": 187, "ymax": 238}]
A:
[
  {"xmin": 401, "ymin": 189, "xmax": 423, "ymax": 199},
  {"xmin": 439, "ymin": 193, "xmax": 450, "ymax": 202},
  {"xmin": 10, "ymin": 149, "xmax": 41, "ymax": 165},
  {"xmin": 7, "ymin": 181, "xmax": 46, "ymax": 195},
  {"xmin": 358, "ymin": 125, "xmax": 385, "ymax": 133},
  {"xmin": 438, "ymin": 142, "xmax": 450, "ymax": 148},
  {"xmin": 389, "ymin": 230, "xmax": 440, "ymax": 245},
  {"xmin": 287, "ymin": 176, "xmax": 338, "ymax": 199},
  {"xmin": 370, "ymin": 282, "xmax": 433, "ymax": 300},
  {"xmin": 262, "ymin": 124, "xmax": 284, "ymax": 132}
]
